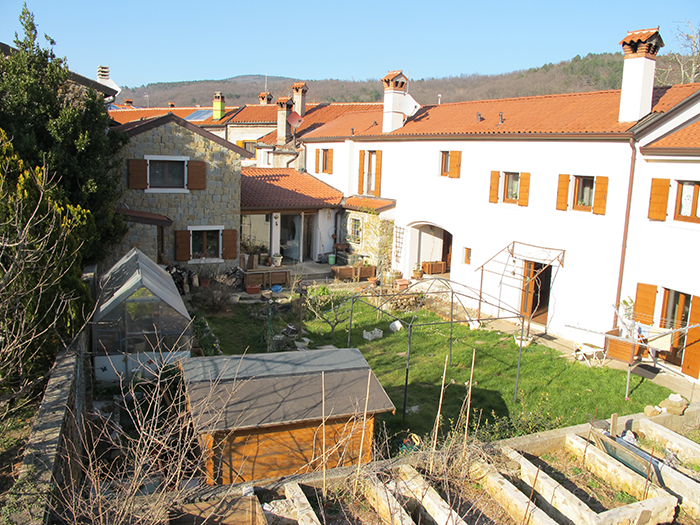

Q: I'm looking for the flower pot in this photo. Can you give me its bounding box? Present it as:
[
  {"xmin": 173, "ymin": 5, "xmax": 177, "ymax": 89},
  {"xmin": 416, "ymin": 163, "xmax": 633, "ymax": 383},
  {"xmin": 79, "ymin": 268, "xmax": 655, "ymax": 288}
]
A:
[
  {"xmin": 368, "ymin": 277, "xmax": 378, "ymax": 287},
  {"xmin": 200, "ymin": 278, "xmax": 210, "ymax": 287},
  {"xmin": 245, "ymin": 284, "xmax": 261, "ymax": 295},
  {"xmin": 412, "ymin": 270, "xmax": 424, "ymax": 279},
  {"xmin": 272, "ymin": 256, "xmax": 283, "ymax": 267}
]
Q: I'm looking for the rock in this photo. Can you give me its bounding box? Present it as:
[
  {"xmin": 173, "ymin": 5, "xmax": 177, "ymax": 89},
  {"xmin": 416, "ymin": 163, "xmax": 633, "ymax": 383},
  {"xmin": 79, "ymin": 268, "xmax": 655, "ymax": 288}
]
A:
[
  {"xmin": 659, "ymin": 396, "xmax": 689, "ymax": 415},
  {"xmin": 644, "ymin": 405, "xmax": 661, "ymax": 417}
]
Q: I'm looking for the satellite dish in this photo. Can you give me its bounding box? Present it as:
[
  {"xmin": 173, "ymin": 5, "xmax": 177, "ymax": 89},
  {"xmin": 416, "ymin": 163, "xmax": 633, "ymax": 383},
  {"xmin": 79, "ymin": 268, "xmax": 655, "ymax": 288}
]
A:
[
  {"xmin": 288, "ymin": 111, "xmax": 303, "ymax": 128},
  {"xmin": 399, "ymin": 94, "xmax": 420, "ymax": 117}
]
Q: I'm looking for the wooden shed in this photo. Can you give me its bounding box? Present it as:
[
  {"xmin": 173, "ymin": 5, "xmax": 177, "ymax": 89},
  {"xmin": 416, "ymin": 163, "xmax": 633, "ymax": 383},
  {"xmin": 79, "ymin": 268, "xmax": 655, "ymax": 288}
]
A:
[{"xmin": 182, "ymin": 348, "xmax": 395, "ymax": 484}]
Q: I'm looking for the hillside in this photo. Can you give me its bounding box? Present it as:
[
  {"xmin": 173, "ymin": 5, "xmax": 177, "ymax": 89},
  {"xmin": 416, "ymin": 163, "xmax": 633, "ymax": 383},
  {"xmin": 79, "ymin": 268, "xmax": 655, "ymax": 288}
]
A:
[{"xmin": 116, "ymin": 52, "xmax": 683, "ymax": 108}]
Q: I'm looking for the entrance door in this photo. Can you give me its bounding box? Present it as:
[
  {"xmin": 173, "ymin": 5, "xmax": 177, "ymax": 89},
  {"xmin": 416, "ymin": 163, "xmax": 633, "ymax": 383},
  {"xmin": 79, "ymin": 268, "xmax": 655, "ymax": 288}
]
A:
[
  {"xmin": 521, "ymin": 261, "xmax": 552, "ymax": 326},
  {"xmin": 441, "ymin": 231, "xmax": 453, "ymax": 271},
  {"xmin": 683, "ymin": 296, "xmax": 700, "ymax": 378},
  {"xmin": 662, "ymin": 288, "xmax": 691, "ymax": 366}
]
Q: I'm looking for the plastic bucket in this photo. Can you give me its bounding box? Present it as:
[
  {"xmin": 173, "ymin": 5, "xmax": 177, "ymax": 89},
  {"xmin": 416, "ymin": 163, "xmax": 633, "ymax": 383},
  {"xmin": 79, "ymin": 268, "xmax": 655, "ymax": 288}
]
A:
[{"xmin": 328, "ymin": 254, "xmax": 336, "ymax": 265}]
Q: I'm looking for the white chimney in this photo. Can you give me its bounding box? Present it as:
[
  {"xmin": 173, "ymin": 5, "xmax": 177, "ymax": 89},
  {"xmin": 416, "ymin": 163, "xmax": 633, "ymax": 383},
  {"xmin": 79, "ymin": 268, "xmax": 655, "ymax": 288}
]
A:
[
  {"xmin": 618, "ymin": 28, "xmax": 664, "ymax": 122},
  {"xmin": 292, "ymin": 82, "xmax": 308, "ymax": 117},
  {"xmin": 382, "ymin": 70, "xmax": 409, "ymax": 133},
  {"xmin": 259, "ymin": 91, "xmax": 272, "ymax": 105},
  {"xmin": 276, "ymin": 97, "xmax": 293, "ymax": 145}
]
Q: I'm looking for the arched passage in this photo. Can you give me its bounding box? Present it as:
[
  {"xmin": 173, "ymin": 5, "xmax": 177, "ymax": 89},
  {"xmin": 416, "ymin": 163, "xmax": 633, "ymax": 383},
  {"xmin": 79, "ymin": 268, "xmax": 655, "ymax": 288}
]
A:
[{"xmin": 406, "ymin": 222, "xmax": 453, "ymax": 275}]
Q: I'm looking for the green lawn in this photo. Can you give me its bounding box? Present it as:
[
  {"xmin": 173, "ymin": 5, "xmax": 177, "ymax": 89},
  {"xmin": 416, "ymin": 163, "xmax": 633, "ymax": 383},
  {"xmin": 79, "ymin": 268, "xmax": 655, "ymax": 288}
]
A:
[{"xmin": 202, "ymin": 299, "xmax": 671, "ymax": 442}]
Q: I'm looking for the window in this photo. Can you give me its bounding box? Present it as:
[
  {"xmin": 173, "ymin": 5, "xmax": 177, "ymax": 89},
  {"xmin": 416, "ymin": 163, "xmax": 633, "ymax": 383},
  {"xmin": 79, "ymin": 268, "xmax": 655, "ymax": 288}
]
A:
[
  {"xmin": 358, "ymin": 150, "xmax": 382, "ymax": 196},
  {"xmin": 439, "ymin": 151, "xmax": 462, "ymax": 178},
  {"xmin": 464, "ymin": 247, "xmax": 472, "ymax": 265},
  {"xmin": 555, "ymin": 174, "xmax": 608, "ymax": 215},
  {"xmin": 192, "ymin": 230, "xmax": 220, "ymax": 259},
  {"xmin": 489, "ymin": 171, "xmax": 530, "ymax": 206},
  {"xmin": 349, "ymin": 218, "xmax": 362, "ymax": 244},
  {"xmin": 243, "ymin": 141, "xmax": 256, "ymax": 154},
  {"xmin": 674, "ymin": 181, "xmax": 700, "ymax": 223},
  {"xmin": 127, "ymin": 156, "xmax": 206, "ymax": 192},
  {"xmin": 175, "ymin": 227, "xmax": 238, "ymax": 262},
  {"xmin": 315, "ymin": 148, "xmax": 333, "ymax": 174}
]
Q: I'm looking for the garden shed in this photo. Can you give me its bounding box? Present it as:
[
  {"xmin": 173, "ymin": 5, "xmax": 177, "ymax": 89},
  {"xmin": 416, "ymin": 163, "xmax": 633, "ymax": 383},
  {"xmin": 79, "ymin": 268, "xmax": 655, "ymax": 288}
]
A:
[
  {"xmin": 181, "ymin": 348, "xmax": 395, "ymax": 484},
  {"xmin": 93, "ymin": 248, "xmax": 192, "ymax": 383}
]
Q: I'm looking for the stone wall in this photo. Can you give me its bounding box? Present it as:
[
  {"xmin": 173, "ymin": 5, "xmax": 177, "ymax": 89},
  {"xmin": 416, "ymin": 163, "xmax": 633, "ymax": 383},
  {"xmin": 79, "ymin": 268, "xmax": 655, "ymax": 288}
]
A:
[
  {"xmin": 342, "ymin": 210, "xmax": 393, "ymax": 271},
  {"xmin": 109, "ymin": 121, "xmax": 242, "ymax": 269}
]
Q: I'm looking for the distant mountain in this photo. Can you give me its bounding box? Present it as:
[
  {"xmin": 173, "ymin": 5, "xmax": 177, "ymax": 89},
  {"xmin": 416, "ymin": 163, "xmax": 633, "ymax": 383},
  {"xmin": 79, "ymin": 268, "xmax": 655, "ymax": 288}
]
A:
[{"xmin": 116, "ymin": 52, "xmax": 681, "ymax": 108}]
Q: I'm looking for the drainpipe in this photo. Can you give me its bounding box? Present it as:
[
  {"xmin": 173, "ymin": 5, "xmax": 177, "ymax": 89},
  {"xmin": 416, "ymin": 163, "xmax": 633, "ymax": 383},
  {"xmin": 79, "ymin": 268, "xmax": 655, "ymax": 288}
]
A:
[{"xmin": 613, "ymin": 138, "xmax": 637, "ymax": 328}]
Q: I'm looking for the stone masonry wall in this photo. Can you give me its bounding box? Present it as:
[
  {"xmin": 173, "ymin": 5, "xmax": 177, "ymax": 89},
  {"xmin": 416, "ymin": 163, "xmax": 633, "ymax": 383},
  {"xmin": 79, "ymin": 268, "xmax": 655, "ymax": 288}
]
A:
[{"xmin": 109, "ymin": 122, "xmax": 242, "ymax": 268}]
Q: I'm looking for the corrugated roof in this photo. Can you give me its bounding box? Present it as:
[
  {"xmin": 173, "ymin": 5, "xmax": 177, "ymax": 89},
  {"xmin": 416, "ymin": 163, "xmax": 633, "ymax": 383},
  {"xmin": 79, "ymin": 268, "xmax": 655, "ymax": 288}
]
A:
[
  {"xmin": 241, "ymin": 167, "xmax": 343, "ymax": 209},
  {"xmin": 303, "ymin": 84, "xmax": 700, "ymax": 140}
]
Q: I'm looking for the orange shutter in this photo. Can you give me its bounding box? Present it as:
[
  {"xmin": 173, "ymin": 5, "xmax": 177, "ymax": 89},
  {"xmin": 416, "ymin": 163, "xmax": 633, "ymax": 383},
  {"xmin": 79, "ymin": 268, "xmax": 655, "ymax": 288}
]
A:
[
  {"xmin": 682, "ymin": 296, "xmax": 700, "ymax": 379},
  {"xmin": 518, "ymin": 172, "xmax": 530, "ymax": 207},
  {"xmin": 556, "ymin": 174, "xmax": 569, "ymax": 211},
  {"xmin": 236, "ymin": 140, "xmax": 244, "ymax": 148},
  {"xmin": 327, "ymin": 149, "xmax": 333, "ymax": 174},
  {"xmin": 187, "ymin": 160, "xmax": 207, "ymax": 190},
  {"xmin": 373, "ymin": 151, "xmax": 382, "ymax": 197},
  {"xmin": 633, "ymin": 283, "xmax": 657, "ymax": 324},
  {"xmin": 358, "ymin": 150, "xmax": 365, "ymax": 195},
  {"xmin": 448, "ymin": 151, "xmax": 461, "ymax": 179},
  {"xmin": 222, "ymin": 229, "xmax": 238, "ymax": 260},
  {"xmin": 315, "ymin": 149, "xmax": 320, "ymax": 173},
  {"xmin": 128, "ymin": 159, "xmax": 148, "ymax": 189},
  {"xmin": 592, "ymin": 176, "xmax": 608, "ymax": 215},
  {"xmin": 648, "ymin": 178, "xmax": 670, "ymax": 221},
  {"xmin": 175, "ymin": 230, "xmax": 191, "ymax": 261},
  {"xmin": 489, "ymin": 171, "xmax": 500, "ymax": 203}
]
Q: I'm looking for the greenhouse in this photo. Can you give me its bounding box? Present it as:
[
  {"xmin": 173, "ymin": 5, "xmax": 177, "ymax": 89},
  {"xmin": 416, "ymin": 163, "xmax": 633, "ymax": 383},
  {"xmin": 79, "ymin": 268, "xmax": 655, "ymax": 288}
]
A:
[{"xmin": 93, "ymin": 248, "xmax": 192, "ymax": 383}]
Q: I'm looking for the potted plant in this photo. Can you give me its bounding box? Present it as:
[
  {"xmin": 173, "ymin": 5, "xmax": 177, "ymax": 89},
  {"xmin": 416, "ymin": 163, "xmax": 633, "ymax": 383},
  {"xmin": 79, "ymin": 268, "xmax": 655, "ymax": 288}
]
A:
[
  {"xmin": 412, "ymin": 263, "xmax": 424, "ymax": 279},
  {"xmin": 272, "ymin": 253, "xmax": 283, "ymax": 267}
]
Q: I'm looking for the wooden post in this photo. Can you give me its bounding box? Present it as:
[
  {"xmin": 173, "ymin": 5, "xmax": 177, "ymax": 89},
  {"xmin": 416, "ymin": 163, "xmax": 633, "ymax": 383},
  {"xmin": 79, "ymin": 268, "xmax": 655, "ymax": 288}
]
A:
[
  {"xmin": 353, "ymin": 370, "xmax": 372, "ymax": 496},
  {"xmin": 430, "ymin": 355, "xmax": 449, "ymax": 474},
  {"xmin": 322, "ymin": 371, "xmax": 326, "ymax": 498},
  {"xmin": 463, "ymin": 348, "xmax": 476, "ymax": 453},
  {"xmin": 610, "ymin": 413, "xmax": 618, "ymax": 438}
]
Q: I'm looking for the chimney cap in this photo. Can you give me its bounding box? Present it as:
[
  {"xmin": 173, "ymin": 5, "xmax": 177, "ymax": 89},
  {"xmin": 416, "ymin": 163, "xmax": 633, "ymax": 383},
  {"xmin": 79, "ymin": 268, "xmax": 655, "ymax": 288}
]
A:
[
  {"xmin": 214, "ymin": 91, "xmax": 224, "ymax": 100},
  {"xmin": 276, "ymin": 96, "xmax": 293, "ymax": 108},
  {"xmin": 124, "ymin": 98, "xmax": 133, "ymax": 106},
  {"xmin": 292, "ymin": 82, "xmax": 308, "ymax": 93},
  {"xmin": 620, "ymin": 27, "xmax": 664, "ymax": 57},
  {"xmin": 97, "ymin": 65, "xmax": 110, "ymax": 79},
  {"xmin": 381, "ymin": 70, "xmax": 408, "ymax": 91}
]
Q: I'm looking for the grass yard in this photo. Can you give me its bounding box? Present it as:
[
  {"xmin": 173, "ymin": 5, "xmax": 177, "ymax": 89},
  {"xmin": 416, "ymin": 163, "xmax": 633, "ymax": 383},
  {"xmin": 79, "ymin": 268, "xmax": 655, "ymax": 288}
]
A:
[{"xmin": 201, "ymin": 297, "xmax": 672, "ymax": 443}]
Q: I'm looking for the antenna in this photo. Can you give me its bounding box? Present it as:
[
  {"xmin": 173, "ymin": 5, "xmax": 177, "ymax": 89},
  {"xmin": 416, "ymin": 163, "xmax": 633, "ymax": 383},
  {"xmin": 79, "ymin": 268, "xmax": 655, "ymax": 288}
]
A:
[
  {"xmin": 438, "ymin": 94, "xmax": 442, "ymax": 105},
  {"xmin": 265, "ymin": 73, "xmax": 268, "ymax": 93}
]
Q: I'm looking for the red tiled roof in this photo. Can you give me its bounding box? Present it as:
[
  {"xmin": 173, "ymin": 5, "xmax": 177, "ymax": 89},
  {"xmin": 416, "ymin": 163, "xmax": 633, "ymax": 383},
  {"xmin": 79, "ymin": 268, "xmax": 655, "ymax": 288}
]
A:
[
  {"xmin": 109, "ymin": 106, "xmax": 241, "ymax": 125},
  {"xmin": 344, "ymin": 196, "xmax": 396, "ymax": 212},
  {"xmin": 303, "ymin": 84, "xmax": 700, "ymax": 140},
  {"xmin": 228, "ymin": 105, "xmax": 278, "ymax": 123},
  {"xmin": 620, "ymin": 28, "xmax": 660, "ymax": 45},
  {"xmin": 642, "ymin": 120, "xmax": 700, "ymax": 153},
  {"xmin": 241, "ymin": 167, "xmax": 343, "ymax": 210},
  {"xmin": 258, "ymin": 103, "xmax": 382, "ymax": 145}
]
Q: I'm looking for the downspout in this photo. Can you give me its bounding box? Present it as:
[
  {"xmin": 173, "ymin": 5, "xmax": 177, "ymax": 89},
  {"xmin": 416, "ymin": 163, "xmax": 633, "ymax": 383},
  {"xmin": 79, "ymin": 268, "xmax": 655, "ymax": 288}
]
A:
[{"xmin": 613, "ymin": 138, "xmax": 637, "ymax": 328}]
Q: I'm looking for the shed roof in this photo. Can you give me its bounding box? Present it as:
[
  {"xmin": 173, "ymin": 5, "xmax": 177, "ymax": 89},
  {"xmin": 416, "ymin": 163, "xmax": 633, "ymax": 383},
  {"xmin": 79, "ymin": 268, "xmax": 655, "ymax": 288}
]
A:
[
  {"xmin": 95, "ymin": 248, "xmax": 190, "ymax": 322},
  {"xmin": 183, "ymin": 348, "xmax": 395, "ymax": 432}
]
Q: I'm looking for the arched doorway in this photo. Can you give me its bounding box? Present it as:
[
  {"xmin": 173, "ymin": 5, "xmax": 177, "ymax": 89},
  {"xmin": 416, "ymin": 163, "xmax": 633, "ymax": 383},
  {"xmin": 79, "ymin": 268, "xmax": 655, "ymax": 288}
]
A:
[{"xmin": 407, "ymin": 222, "xmax": 453, "ymax": 275}]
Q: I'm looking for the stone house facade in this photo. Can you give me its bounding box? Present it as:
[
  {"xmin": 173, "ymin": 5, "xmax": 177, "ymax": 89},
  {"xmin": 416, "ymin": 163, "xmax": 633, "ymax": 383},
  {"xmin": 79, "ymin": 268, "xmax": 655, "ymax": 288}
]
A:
[{"xmin": 110, "ymin": 113, "xmax": 253, "ymax": 269}]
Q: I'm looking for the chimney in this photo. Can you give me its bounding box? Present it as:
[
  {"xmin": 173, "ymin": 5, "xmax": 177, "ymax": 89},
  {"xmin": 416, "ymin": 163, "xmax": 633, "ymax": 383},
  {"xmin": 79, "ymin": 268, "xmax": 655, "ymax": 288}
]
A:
[
  {"xmin": 259, "ymin": 91, "xmax": 272, "ymax": 105},
  {"xmin": 124, "ymin": 99, "xmax": 133, "ymax": 106},
  {"xmin": 97, "ymin": 65, "xmax": 110, "ymax": 80},
  {"xmin": 292, "ymin": 82, "xmax": 308, "ymax": 117},
  {"xmin": 213, "ymin": 91, "xmax": 225, "ymax": 120},
  {"xmin": 276, "ymin": 97, "xmax": 293, "ymax": 145},
  {"xmin": 382, "ymin": 70, "xmax": 409, "ymax": 133},
  {"xmin": 618, "ymin": 28, "xmax": 664, "ymax": 122},
  {"xmin": 168, "ymin": 102, "xmax": 175, "ymax": 108}
]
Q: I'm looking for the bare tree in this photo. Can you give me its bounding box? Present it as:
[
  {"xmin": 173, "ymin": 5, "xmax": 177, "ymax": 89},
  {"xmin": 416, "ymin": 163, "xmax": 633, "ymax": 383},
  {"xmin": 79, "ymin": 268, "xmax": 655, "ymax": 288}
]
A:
[
  {"xmin": 657, "ymin": 20, "xmax": 700, "ymax": 85},
  {"xmin": 304, "ymin": 286, "xmax": 352, "ymax": 337}
]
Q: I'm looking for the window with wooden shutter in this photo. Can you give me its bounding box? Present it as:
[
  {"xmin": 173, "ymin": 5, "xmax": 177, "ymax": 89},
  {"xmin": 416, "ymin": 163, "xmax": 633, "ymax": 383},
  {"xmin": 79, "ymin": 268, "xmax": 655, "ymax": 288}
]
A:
[
  {"xmin": 315, "ymin": 149, "xmax": 320, "ymax": 174},
  {"xmin": 175, "ymin": 230, "xmax": 191, "ymax": 261},
  {"xmin": 373, "ymin": 150, "xmax": 382, "ymax": 196},
  {"xmin": 358, "ymin": 150, "xmax": 365, "ymax": 194},
  {"xmin": 327, "ymin": 149, "xmax": 333, "ymax": 174},
  {"xmin": 489, "ymin": 171, "xmax": 500, "ymax": 203},
  {"xmin": 440, "ymin": 152, "xmax": 450, "ymax": 177},
  {"xmin": 633, "ymin": 283, "xmax": 657, "ymax": 324},
  {"xmin": 222, "ymin": 229, "xmax": 238, "ymax": 259},
  {"xmin": 648, "ymin": 178, "xmax": 670, "ymax": 221},
  {"xmin": 592, "ymin": 176, "xmax": 608, "ymax": 215},
  {"xmin": 682, "ymin": 295, "xmax": 700, "ymax": 379},
  {"xmin": 128, "ymin": 159, "xmax": 148, "ymax": 189},
  {"xmin": 556, "ymin": 174, "xmax": 570, "ymax": 211},
  {"xmin": 448, "ymin": 151, "xmax": 461, "ymax": 178},
  {"xmin": 322, "ymin": 149, "xmax": 333, "ymax": 174},
  {"xmin": 464, "ymin": 247, "xmax": 471, "ymax": 264},
  {"xmin": 187, "ymin": 160, "xmax": 207, "ymax": 190},
  {"xmin": 518, "ymin": 172, "xmax": 530, "ymax": 207},
  {"xmin": 673, "ymin": 181, "xmax": 700, "ymax": 223}
]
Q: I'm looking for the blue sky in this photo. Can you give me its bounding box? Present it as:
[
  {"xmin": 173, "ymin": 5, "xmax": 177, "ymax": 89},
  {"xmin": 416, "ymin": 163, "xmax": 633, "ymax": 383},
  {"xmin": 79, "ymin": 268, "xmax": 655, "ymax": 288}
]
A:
[{"xmin": 1, "ymin": 1, "xmax": 697, "ymax": 88}]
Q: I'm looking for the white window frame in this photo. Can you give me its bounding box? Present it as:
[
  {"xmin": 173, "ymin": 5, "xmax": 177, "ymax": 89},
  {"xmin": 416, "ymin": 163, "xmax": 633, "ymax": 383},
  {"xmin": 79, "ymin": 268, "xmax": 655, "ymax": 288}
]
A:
[
  {"xmin": 187, "ymin": 225, "xmax": 224, "ymax": 263},
  {"xmin": 364, "ymin": 151, "xmax": 378, "ymax": 195},
  {"xmin": 349, "ymin": 217, "xmax": 362, "ymax": 245},
  {"xmin": 145, "ymin": 155, "xmax": 190, "ymax": 193}
]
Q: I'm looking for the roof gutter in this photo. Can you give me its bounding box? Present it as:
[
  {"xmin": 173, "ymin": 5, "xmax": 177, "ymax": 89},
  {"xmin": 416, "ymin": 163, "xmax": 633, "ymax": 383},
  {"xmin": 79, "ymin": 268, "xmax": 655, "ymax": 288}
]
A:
[
  {"xmin": 613, "ymin": 137, "xmax": 637, "ymax": 328},
  {"xmin": 302, "ymin": 132, "xmax": 634, "ymax": 144}
]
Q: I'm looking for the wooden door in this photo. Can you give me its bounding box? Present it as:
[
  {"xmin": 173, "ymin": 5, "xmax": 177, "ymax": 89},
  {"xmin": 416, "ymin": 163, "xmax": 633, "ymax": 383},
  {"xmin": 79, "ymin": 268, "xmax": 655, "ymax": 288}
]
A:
[
  {"xmin": 661, "ymin": 288, "xmax": 691, "ymax": 366},
  {"xmin": 441, "ymin": 230, "xmax": 452, "ymax": 270},
  {"xmin": 682, "ymin": 295, "xmax": 700, "ymax": 378}
]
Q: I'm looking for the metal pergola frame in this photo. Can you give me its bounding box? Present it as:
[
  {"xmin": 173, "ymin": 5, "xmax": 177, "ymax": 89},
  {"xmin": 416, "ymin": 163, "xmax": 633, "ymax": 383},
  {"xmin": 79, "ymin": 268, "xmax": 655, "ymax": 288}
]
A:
[{"xmin": 346, "ymin": 277, "xmax": 527, "ymax": 418}]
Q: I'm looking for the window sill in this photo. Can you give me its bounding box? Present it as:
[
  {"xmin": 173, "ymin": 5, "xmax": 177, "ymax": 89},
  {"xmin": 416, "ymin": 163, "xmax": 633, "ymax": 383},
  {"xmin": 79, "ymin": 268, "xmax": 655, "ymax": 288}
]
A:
[
  {"xmin": 503, "ymin": 198, "xmax": 518, "ymax": 204},
  {"xmin": 189, "ymin": 258, "xmax": 224, "ymax": 264},
  {"xmin": 673, "ymin": 214, "xmax": 700, "ymax": 224},
  {"xmin": 572, "ymin": 203, "xmax": 592, "ymax": 212},
  {"xmin": 145, "ymin": 188, "xmax": 190, "ymax": 194}
]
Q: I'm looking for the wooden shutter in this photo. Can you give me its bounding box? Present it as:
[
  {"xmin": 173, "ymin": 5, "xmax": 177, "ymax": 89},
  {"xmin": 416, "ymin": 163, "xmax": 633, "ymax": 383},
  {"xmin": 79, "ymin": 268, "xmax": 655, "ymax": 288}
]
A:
[
  {"xmin": 315, "ymin": 149, "xmax": 320, "ymax": 173},
  {"xmin": 489, "ymin": 171, "xmax": 500, "ymax": 203},
  {"xmin": 358, "ymin": 150, "xmax": 365, "ymax": 194},
  {"xmin": 128, "ymin": 159, "xmax": 148, "ymax": 189},
  {"xmin": 518, "ymin": 172, "xmax": 530, "ymax": 207},
  {"xmin": 373, "ymin": 151, "xmax": 382, "ymax": 196},
  {"xmin": 448, "ymin": 151, "xmax": 461, "ymax": 179},
  {"xmin": 327, "ymin": 149, "xmax": 333, "ymax": 174},
  {"xmin": 648, "ymin": 178, "xmax": 670, "ymax": 221},
  {"xmin": 592, "ymin": 176, "xmax": 608, "ymax": 215},
  {"xmin": 682, "ymin": 295, "xmax": 700, "ymax": 379},
  {"xmin": 222, "ymin": 229, "xmax": 238, "ymax": 260},
  {"xmin": 556, "ymin": 174, "xmax": 570, "ymax": 211},
  {"xmin": 187, "ymin": 160, "xmax": 206, "ymax": 190},
  {"xmin": 633, "ymin": 283, "xmax": 657, "ymax": 324},
  {"xmin": 236, "ymin": 140, "xmax": 244, "ymax": 148},
  {"xmin": 175, "ymin": 230, "xmax": 191, "ymax": 261}
]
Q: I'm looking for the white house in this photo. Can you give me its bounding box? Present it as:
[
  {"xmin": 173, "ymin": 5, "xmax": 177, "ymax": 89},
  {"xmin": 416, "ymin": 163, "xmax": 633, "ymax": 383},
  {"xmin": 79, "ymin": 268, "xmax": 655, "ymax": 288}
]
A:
[{"xmin": 299, "ymin": 29, "xmax": 700, "ymax": 378}]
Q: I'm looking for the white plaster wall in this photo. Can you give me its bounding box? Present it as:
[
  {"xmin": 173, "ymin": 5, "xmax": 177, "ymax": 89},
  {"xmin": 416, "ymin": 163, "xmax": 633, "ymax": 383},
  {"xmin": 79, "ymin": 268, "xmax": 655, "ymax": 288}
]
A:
[
  {"xmin": 241, "ymin": 214, "xmax": 271, "ymax": 250},
  {"xmin": 315, "ymin": 208, "xmax": 336, "ymax": 259},
  {"xmin": 226, "ymin": 125, "xmax": 275, "ymax": 144},
  {"xmin": 305, "ymin": 142, "xmax": 356, "ymax": 196}
]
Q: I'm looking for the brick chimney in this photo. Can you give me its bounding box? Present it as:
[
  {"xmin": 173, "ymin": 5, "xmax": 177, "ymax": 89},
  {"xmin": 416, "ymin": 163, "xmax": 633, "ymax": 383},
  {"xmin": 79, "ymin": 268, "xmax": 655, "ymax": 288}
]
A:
[
  {"xmin": 259, "ymin": 91, "xmax": 272, "ymax": 105},
  {"xmin": 618, "ymin": 28, "xmax": 664, "ymax": 122},
  {"xmin": 213, "ymin": 91, "xmax": 225, "ymax": 120},
  {"xmin": 292, "ymin": 82, "xmax": 308, "ymax": 117},
  {"xmin": 382, "ymin": 70, "xmax": 409, "ymax": 133},
  {"xmin": 276, "ymin": 97, "xmax": 293, "ymax": 145}
]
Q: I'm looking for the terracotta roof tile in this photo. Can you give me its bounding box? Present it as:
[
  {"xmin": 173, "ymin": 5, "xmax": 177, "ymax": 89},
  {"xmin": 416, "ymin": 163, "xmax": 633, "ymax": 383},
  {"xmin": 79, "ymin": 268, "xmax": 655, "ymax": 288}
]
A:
[
  {"xmin": 643, "ymin": 120, "xmax": 700, "ymax": 151},
  {"xmin": 228, "ymin": 105, "xmax": 278, "ymax": 123},
  {"xmin": 304, "ymin": 84, "xmax": 700, "ymax": 140},
  {"xmin": 109, "ymin": 106, "xmax": 240, "ymax": 125},
  {"xmin": 241, "ymin": 167, "xmax": 343, "ymax": 210},
  {"xmin": 344, "ymin": 196, "xmax": 396, "ymax": 212},
  {"xmin": 620, "ymin": 28, "xmax": 660, "ymax": 45}
]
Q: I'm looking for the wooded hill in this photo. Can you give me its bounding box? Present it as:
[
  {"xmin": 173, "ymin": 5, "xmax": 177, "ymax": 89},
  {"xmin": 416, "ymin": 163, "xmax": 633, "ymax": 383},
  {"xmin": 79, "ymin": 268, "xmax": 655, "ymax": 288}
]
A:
[{"xmin": 117, "ymin": 52, "xmax": 685, "ymax": 108}]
